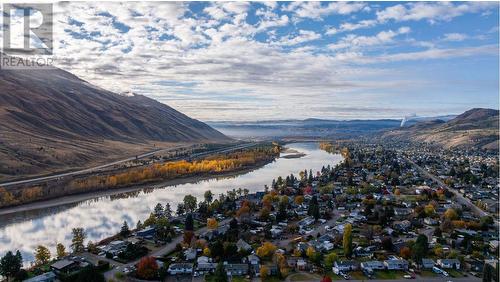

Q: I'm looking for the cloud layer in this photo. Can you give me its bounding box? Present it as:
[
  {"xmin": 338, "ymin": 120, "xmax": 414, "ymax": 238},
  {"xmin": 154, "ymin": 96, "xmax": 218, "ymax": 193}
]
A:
[{"xmin": 2, "ymin": 1, "xmax": 498, "ymax": 121}]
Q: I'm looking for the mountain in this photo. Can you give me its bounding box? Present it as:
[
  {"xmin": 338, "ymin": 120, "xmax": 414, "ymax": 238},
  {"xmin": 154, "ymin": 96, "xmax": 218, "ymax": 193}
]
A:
[
  {"xmin": 381, "ymin": 108, "xmax": 499, "ymax": 150},
  {"xmin": 0, "ymin": 66, "xmax": 229, "ymax": 178},
  {"xmin": 209, "ymin": 119, "xmax": 404, "ymax": 139}
]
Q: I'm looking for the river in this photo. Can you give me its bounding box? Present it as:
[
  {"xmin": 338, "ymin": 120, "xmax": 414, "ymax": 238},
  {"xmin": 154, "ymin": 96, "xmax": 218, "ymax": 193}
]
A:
[{"xmin": 0, "ymin": 142, "xmax": 342, "ymax": 263}]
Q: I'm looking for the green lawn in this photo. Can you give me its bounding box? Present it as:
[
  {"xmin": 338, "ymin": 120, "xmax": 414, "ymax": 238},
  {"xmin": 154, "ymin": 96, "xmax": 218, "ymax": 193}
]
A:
[
  {"xmin": 447, "ymin": 269, "xmax": 465, "ymax": 278},
  {"xmin": 374, "ymin": 270, "xmax": 405, "ymax": 279},
  {"xmin": 350, "ymin": 271, "xmax": 368, "ymax": 280}
]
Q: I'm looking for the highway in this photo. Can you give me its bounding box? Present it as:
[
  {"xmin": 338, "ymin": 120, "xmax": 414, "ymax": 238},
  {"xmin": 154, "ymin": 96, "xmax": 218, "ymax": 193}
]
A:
[{"xmin": 0, "ymin": 142, "xmax": 258, "ymax": 188}]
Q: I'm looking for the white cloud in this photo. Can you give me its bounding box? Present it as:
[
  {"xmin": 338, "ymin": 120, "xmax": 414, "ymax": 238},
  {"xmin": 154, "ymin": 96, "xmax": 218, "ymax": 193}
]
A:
[
  {"xmin": 377, "ymin": 2, "xmax": 498, "ymax": 23},
  {"xmin": 285, "ymin": 2, "xmax": 366, "ymax": 20},
  {"xmin": 443, "ymin": 33, "xmax": 468, "ymax": 42},
  {"xmin": 278, "ymin": 30, "xmax": 321, "ymax": 46},
  {"xmin": 329, "ymin": 27, "xmax": 411, "ymax": 50}
]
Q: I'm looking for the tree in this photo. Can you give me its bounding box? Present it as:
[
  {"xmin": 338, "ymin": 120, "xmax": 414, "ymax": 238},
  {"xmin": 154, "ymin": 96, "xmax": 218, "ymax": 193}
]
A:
[
  {"xmin": 120, "ymin": 221, "xmax": 130, "ymax": 237},
  {"xmin": 343, "ymin": 223, "xmax": 353, "ymax": 258},
  {"xmin": 382, "ymin": 236, "xmax": 393, "ymax": 251},
  {"xmin": 306, "ymin": 246, "xmax": 316, "ymax": 259},
  {"xmin": 164, "ymin": 203, "xmax": 173, "ymax": 218},
  {"xmin": 136, "ymin": 256, "xmax": 159, "ymax": 280},
  {"xmin": 183, "ymin": 194, "xmax": 197, "ymax": 212},
  {"xmin": 176, "ymin": 203, "xmax": 185, "ymax": 216},
  {"xmin": 136, "ymin": 220, "xmax": 143, "ymax": 231},
  {"xmin": 400, "ymin": 246, "xmax": 411, "ymax": 259},
  {"xmin": 294, "ymin": 195, "xmax": 304, "ymax": 205},
  {"xmin": 214, "ymin": 262, "xmax": 228, "ymax": 282},
  {"xmin": 394, "ymin": 189, "xmax": 401, "ymax": 196},
  {"xmin": 256, "ymin": 242, "xmax": 277, "ymax": 258},
  {"xmin": 34, "ymin": 245, "xmax": 51, "ymax": 265},
  {"xmin": 308, "ymin": 196, "xmax": 320, "ymax": 220},
  {"xmin": 444, "ymin": 208, "xmax": 458, "ymax": 220},
  {"xmin": 87, "ymin": 241, "xmax": 98, "ymax": 253},
  {"xmin": 156, "ymin": 216, "xmax": 170, "ymax": 241},
  {"xmin": 56, "ymin": 243, "xmax": 67, "ymax": 259},
  {"xmin": 154, "ymin": 203, "xmax": 164, "ymax": 217},
  {"xmin": 144, "ymin": 213, "xmax": 157, "ymax": 226},
  {"xmin": 207, "ymin": 218, "xmax": 218, "ymax": 229},
  {"xmin": 324, "ymin": 252, "xmax": 338, "ymax": 269},
  {"xmin": 203, "ymin": 247, "xmax": 211, "ymax": 257},
  {"xmin": 204, "ymin": 190, "xmax": 214, "ymax": 204},
  {"xmin": 0, "ymin": 251, "xmax": 22, "ymax": 280},
  {"xmin": 260, "ymin": 265, "xmax": 269, "ymax": 280},
  {"xmin": 185, "ymin": 213, "xmax": 194, "ymax": 231},
  {"xmin": 413, "ymin": 234, "xmax": 428, "ymax": 265},
  {"xmin": 71, "ymin": 228, "xmax": 86, "ymax": 253}
]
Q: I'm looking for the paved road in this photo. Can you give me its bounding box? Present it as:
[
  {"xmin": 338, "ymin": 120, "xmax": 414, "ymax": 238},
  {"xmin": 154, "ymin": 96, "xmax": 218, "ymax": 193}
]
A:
[
  {"xmin": 0, "ymin": 142, "xmax": 258, "ymax": 188},
  {"xmin": 103, "ymin": 218, "xmax": 232, "ymax": 281},
  {"xmin": 405, "ymin": 158, "xmax": 488, "ymax": 217},
  {"xmin": 0, "ymin": 145, "xmax": 190, "ymax": 187}
]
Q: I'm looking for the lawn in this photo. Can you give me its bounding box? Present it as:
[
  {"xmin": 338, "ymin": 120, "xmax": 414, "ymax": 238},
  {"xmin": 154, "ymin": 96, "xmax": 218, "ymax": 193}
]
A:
[
  {"xmin": 288, "ymin": 273, "xmax": 322, "ymax": 281},
  {"xmin": 447, "ymin": 269, "xmax": 465, "ymax": 278},
  {"xmin": 374, "ymin": 270, "xmax": 405, "ymax": 279},
  {"xmin": 350, "ymin": 271, "xmax": 368, "ymax": 280}
]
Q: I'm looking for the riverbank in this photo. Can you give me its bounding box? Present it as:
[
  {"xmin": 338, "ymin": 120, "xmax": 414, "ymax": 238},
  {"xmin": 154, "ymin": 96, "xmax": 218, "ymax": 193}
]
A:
[{"xmin": 0, "ymin": 160, "xmax": 273, "ymax": 216}]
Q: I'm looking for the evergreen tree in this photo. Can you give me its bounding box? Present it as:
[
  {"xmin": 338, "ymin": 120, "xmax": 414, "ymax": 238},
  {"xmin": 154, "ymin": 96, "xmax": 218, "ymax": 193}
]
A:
[
  {"xmin": 120, "ymin": 221, "xmax": 130, "ymax": 236},
  {"xmin": 154, "ymin": 203, "xmax": 164, "ymax": 217},
  {"xmin": 71, "ymin": 228, "xmax": 86, "ymax": 253},
  {"xmin": 0, "ymin": 251, "xmax": 22, "ymax": 280},
  {"xmin": 343, "ymin": 224, "xmax": 353, "ymax": 258},
  {"xmin": 185, "ymin": 213, "xmax": 194, "ymax": 231}
]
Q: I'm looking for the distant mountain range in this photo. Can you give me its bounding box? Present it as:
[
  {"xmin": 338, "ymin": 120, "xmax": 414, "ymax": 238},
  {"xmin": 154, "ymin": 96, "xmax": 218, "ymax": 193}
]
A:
[
  {"xmin": 381, "ymin": 108, "xmax": 499, "ymax": 151},
  {"xmin": 0, "ymin": 65, "xmax": 229, "ymax": 178},
  {"xmin": 208, "ymin": 115, "xmax": 456, "ymax": 140}
]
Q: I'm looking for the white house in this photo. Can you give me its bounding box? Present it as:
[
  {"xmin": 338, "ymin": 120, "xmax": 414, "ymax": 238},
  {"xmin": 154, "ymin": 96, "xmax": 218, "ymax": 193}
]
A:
[
  {"xmin": 384, "ymin": 259, "xmax": 409, "ymax": 270},
  {"xmin": 437, "ymin": 259, "xmax": 461, "ymax": 270},
  {"xmin": 333, "ymin": 261, "xmax": 358, "ymax": 274},
  {"xmin": 360, "ymin": 261, "xmax": 385, "ymax": 271},
  {"xmin": 168, "ymin": 263, "xmax": 194, "ymax": 275}
]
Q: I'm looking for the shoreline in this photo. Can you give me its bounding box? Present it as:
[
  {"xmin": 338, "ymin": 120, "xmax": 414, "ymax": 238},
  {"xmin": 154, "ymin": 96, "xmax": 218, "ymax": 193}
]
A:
[{"xmin": 0, "ymin": 161, "xmax": 272, "ymax": 216}]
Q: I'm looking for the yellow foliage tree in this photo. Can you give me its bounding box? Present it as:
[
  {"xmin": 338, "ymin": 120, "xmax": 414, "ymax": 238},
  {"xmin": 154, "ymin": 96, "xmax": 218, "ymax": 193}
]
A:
[
  {"xmin": 207, "ymin": 218, "xmax": 218, "ymax": 229},
  {"xmin": 256, "ymin": 242, "xmax": 277, "ymax": 258}
]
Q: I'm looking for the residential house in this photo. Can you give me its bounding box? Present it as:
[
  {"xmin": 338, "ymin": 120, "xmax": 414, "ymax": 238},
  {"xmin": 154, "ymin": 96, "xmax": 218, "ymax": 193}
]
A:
[
  {"xmin": 296, "ymin": 259, "xmax": 308, "ymax": 271},
  {"xmin": 333, "ymin": 261, "xmax": 358, "ymax": 274},
  {"xmin": 421, "ymin": 259, "xmax": 435, "ymax": 269},
  {"xmin": 50, "ymin": 259, "xmax": 80, "ymax": 275},
  {"xmin": 384, "ymin": 259, "xmax": 409, "ymax": 270},
  {"xmin": 360, "ymin": 261, "xmax": 385, "ymax": 271},
  {"xmin": 236, "ymin": 239, "xmax": 252, "ymax": 253},
  {"xmin": 168, "ymin": 263, "xmax": 194, "ymax": 275},
  {"xmin": 225, "ymin": 264, "xmax": 249, "ymax": 276},
  {"xmin": 437, "ymin": 259, "xmax": 461, "ymax": 270},
  {"xmin": 184, "ymin": 248, "xmax": 197, "ymax": 261}
]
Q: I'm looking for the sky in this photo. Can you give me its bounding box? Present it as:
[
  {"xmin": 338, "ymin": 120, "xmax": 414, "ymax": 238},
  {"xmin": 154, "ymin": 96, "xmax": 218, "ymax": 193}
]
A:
[{"xmin": 6, "ymin": 1, "xmax": 500, "ymax": 121}]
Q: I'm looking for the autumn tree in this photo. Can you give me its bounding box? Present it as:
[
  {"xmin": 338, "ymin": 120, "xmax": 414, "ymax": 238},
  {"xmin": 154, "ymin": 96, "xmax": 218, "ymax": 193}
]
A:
[
  {"xmin": 56, "ymin": 243, "xmax": 67, "ymax": 259},
  {"xmin": 306, "ymin": 246, "xmax": 316, "ymax": 259},
  {"xmin": 137, "ymin": 256, "xmax": 158, "ymax": 280},
  {"xmin": 294, "ymin": 195, "xmax": 304, "ymax": 205},
  {"xmin": 444, "ymin": 208, "xmax": 458, "ymax": 220},
  {"xmin": 207, "ymin": 218, "xmax": 218, "ymax": 229},
  {"xmin": 260, "ymin": 265, "xmax": 269, "ymax": 280},
  {"xmin": 71, "ymin": 228, "xmax": 86, "ymax": 253},
  {"xmin": 324, "ymin": 252, "xmax": 338, "ymax": 269},
  {"xmin": 34, "ymin": 245, "xmax": 51, "ymax": 265},
  {"xmin": 256, "ymin": 242, "xmax": 277, "ymax": 259},
  {"xmin": 321, "ymin": 276, "xmax": 333, "ymax": 282},
  {"xmin": 400, "ymin": 246, "xmax": 411, "ymax": 259},
  {"xmin": 343, "ymin": 223, "xmax": 353, "ymax": 258}
]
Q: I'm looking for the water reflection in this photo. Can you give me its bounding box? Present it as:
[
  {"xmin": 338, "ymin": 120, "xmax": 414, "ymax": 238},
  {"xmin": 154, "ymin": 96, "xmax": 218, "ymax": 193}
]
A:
[{"xmin": 0, "ymin": 143, "xmax": 342, "ymax": 262}]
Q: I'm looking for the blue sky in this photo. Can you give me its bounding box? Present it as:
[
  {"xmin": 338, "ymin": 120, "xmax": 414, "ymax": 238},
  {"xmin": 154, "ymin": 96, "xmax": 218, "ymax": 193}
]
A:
[{"xmin": 42, "ymin": 2, "xmax": 500, "ymax": 120}]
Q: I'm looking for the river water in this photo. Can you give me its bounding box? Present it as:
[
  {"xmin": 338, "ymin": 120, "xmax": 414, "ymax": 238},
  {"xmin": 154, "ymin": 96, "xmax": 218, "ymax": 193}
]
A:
[{"xmin": 0, "ymin": 142, "xmax": 342, "ymax": 263}]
